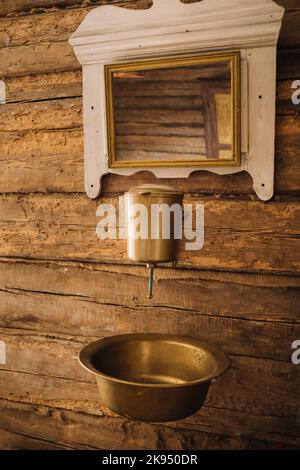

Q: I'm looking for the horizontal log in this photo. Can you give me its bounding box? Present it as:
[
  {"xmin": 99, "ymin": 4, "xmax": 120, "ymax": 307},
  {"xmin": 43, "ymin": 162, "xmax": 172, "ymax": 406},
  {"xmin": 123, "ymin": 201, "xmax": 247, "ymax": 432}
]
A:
[
  {"xmin": 0, "ymin": 128, "xmax": 83, "ymax": 157},
  {"xmin": 3, "ymin": 73, "xmax": 296, "ymax": 106},
  {"xmin": 0, "ymin": 1, "xmax": 296, "ymax": 47},
  {"xmin": 0, "ymin": 261, "xmax": 300, "ymax": 368},
  {"xmin": 276, "ymin": 0, "xmax": 300, "ymax": 8},
  {"xmin": 114, "ymin": 150, "xmax": 207, "ymax": 162},
  {"xmin": 0, "ymin": 289, "xmax": 298, "ymax": 361},
  {"xmin": 0, "ymin": 1, "xmax": 298, "ymax": 50},
  {"xmin": 113, "ymin": 68, "xmax": 230, "ymax": 83},
  {"xmin": 1, "ymin": 40, "xmax": 298, "ymax": 80},
  {"xmin": 0, "ymin": 141, "xmax": 297, "ymax": 196},
  {"xmin": 114, "ymin": 81, "xmax": 221, "ymax": 98},
  {"xmin": 115, "ymin": 94, "xmax": 204, "ymax": 109},
  {"xmin": 0, "ymin": 41, "xmax": 79, "ymax": 78},
  {"xmin": 0, "ymin": 0, "xmax": 152, "ymax": 18},
  {"xmin": 0, "ymin": 3, "xmax": 299, "ymax": 78},
  {"xmin": 116, "ymin": 136, "xmax": 206, "ymax": 156},
  {"xmin": 278, "ymin": 11, "xmax": 300, "ymax": 47},
  {"xmin": 0, "ymin": 84, "xmax": 299, "ymax": 194},
  {"xmin": 277, "ymin": 47, "xmax": 300, "ymax": 80},
  {"xmin": 171, "ymin": 406, "xmax": 300, "ymax": 448},
  {"xmin": 0, "ymin": 0, "xmax": 299, "ymax": 453},
  {"xmin": 0, "ymin": 7, "xmax": 88, "ymax": 47},
  {"xmin": 0, "ymin": 399, "xmax": 297, "ymax": 450},
  {"xmin": 4, "ymin": 70, "xmax": 82, "ymax": 103},
  {"xmin": 0, "ymin": 257, "xmax": 299, "ymax": 326},
  {"xmin": 0, "ymin": 85, "xmax": 293, "ymax": 131},
  {"xmin": 0, "ymin": 194, "xmax": 299, "ymax": 273},
  {"xmin": 0, "ymin": 328, "xmax": 299, "ymax": 420},
  {"xmin": 116, "ymin": 122, "xmax": 205, "ymax": 138},
  {"xmin": 0, "ymin": 128, "xmax": 84, "ymax": 193},
  {"xmin": 0, "ymin": 428, "xmax": 73, "ymax": 450},
  {"xmin": 114, "ymin": 108, "xmax": 204, "ymax": 126},
  {"xmin": 0, "ymin": 97, "xmax": 82, "ymax": 132}
]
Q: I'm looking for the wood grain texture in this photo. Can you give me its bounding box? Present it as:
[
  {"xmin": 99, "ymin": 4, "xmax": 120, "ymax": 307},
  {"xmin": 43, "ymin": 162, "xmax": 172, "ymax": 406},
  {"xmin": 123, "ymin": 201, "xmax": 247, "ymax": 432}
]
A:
[
  {"xmin": 1, "ymin": 258, "xmax": 299, "ymax": 326},
  {"xmin": 0, "ymin": 1, "xmax": 298, "ymax": 49},
  {"xmin": 0, "ymin": 331, "xmax": 299, "ymax": 434},
  {"xmin": 0, "ymin": 1, "xmax": 299, "ymax": 78},
  {"xmin": 4, "ymin": 70, "xmax": 82, "ymax": 103},
  {"xmin": 0, "ymin": 0, "xmax": 152, "ymax": 18},
  {"xmin": 0, "ymin": 80, "xmax": 300, "ymax": 195},
  {"xmin": 0, "ymin": 399, "xmax": 298, "ymax": 450},
  {"xmin": 0, "ymin": 259, "xmax": 298, "ymax": 443},
  {"xmin": 0, "ymin": 428, "xmax": 73, "ymax": 450},
  {"xmin": 0, "ymin": 0, "xmax": 299, "ymax": 452},
  {"xmin": 0, "ymin": 260, "xmax": 299, "ymax": 361},
  {"xmin": 0, "ymin": 194, "xmax": 299, "ymax": 273}
]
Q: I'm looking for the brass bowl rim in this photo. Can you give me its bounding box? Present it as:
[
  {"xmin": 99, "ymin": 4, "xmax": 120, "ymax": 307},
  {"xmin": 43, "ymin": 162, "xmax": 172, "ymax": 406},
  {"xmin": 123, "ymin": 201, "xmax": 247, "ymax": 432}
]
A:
[{"xmin": 79, "ymin": 334, "xmax": 230, "ymax": 389}]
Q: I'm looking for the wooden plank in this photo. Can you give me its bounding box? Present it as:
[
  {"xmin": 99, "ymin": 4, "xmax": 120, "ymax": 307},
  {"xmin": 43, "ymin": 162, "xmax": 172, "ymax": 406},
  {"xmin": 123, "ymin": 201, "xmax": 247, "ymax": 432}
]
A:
[
  {"xmin": 3, "ymin": 72, "xmax": 295, "ymax": 105},
  {"xmin": 0, "ymin": 428, "xmax": 73, "ymax": 450},
  {"xmin": 0, "ymin": 128, "xmax": 83, "ymax": 158},
  {"xmin": 0, "ymin": 399, "xmax": 297, "ymax": 450},
  {"xmin": 0, "ymin": 128, "xmax": 84, "ymax": 193},
  {"xmin": 275, "ymin": 0, "xmax": 300, "ymax": 9},
  {"xmin": 0, "ymin": 79, "xmax": 298, "ymax": 195},
  {"xmin": 113, "ymin": 81, "xmax": 220, "ymax": 98},
  {"xmin": 0, "ymin": 0, "xmax": 297, "ymax": 19},
  {"xmin": 0, "ymin": 258, "xmax": 299, "ymax": 363},
  {"xmin": 2, "ymin": 144, "xmax": 297, "ymax": 196},
  {"xmin": 4, "ymin": 71, "xmax": 82, "ymax": 103},
  {"xmin": 0, "ymin": 399, "xmax": 240, "ymax": 450},
  {"xmin": 1, "ymin": 258, "xmax": 299, "ymax": 324},
  {"xmin": 278, "ymin": 47, "xmax": 300, "ymax": 80},
  {"xmin": 0, "ymin": 290, "xmax": 299, "ymax": 361},
  {"xmin": 0, "ymin": 0, "xmax": 298, "ymax": 453},
  {"xmin": 0, "ymin": 7, "xmax": 88, "ymax": 46},
  {"xmin": 170, "ymin": 407, "xmax": 300, "ymax": 448},
  {"xmin": 114, "ymin": 108, "xmax": 204, "ymax": 125},
  {"xmin": 0, "ymin": 97, "xmax": 82, "ymax": 132},
  {"xmin": 0, "ymin": 81, "xmax": 295, "ymax": 131},
  {"xmin": 0, "ymin": 328, "xmax": 299, "ymax": 419},
  {"xmin": 0, "ymin": 354, "xmax": 298, "ymax": 422},
  {"xmin": 0, "ymin": 1, "xmax": 299, "ymax": 49},
  {"xmin": 0, "ymin": 41, "xmax": 79, "ymax": 78},
  {"xmin": 116, "ymin": 135, "xmax": 206, "ymax": 155},
  {"xmin": 279, "ymin": 11, "xmax": 300, "ymax": 47},
  {"xmin": 0, "ymin": 1, "xmax": 151, "ymax": 18},
  {"xmin": 0, "ymin": 7, "xmax": 299, "ymax": 78},
  {"xmin": 116, "ymin": 122, "xmax": 205, "ymax": 137},
  {"xmin": 115, "ymin": 95, "xmax": 204, "ymax": 110},
  {"xmin": 0, "ymin": 195, "xmax": 299, "ymax": 274}
]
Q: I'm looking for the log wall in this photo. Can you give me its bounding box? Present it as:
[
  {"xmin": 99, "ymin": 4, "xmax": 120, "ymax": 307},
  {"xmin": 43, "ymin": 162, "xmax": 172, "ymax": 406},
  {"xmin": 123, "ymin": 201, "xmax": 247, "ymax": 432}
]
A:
[{"xmin": 0, "ymin": 0, "xmax": 299, "ymax": 450}]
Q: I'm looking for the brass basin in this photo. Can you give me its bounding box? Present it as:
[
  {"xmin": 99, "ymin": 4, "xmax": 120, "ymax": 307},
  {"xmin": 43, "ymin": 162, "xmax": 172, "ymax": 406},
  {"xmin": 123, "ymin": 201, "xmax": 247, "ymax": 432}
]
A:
[{"xmin": 79, "ymin": 334, "xmax": 230, "ymax": 422}]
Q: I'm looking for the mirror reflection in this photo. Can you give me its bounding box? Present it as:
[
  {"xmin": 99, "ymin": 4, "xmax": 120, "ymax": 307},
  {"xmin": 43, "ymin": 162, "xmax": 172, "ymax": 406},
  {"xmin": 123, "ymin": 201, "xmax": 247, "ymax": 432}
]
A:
[{"xmin": 106, "ymin": 53, "xmax": 239, "ymax": 167}]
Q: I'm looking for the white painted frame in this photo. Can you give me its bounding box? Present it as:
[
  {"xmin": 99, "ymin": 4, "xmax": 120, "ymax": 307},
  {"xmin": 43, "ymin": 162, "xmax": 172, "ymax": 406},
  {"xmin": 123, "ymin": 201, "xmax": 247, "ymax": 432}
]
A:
[{"xmin": 69, "ymin": 0, "xmax": 284, "ymax": 200}]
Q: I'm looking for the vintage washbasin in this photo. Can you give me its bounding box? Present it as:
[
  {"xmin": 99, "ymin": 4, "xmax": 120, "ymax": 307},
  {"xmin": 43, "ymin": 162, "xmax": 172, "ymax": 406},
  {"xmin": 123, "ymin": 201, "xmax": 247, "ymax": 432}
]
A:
[{"xmin": 79, "ymin": 334, "xmax": 230, "ymax": 422}]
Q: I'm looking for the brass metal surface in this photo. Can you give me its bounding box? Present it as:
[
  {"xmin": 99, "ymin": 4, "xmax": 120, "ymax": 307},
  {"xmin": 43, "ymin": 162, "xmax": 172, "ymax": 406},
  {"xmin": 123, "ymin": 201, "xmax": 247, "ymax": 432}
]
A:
[
  {"xmin": 125, "ymin": 184, "xmax": 183, "ymax": 264},
  {"xmin": 105, "ymin": 51, "xmax": 240, "ymax": 169},
  {"xmin": 79, "ymin": 334, "xmax": 230, "ymax": 422}
]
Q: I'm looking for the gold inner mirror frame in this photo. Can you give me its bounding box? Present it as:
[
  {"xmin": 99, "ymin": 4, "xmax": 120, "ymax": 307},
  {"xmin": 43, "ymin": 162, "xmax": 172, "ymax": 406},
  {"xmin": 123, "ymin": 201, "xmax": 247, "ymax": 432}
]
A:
[{"xmin": 105, "ymin": 51, "xmax": 240, "ymax": 168}]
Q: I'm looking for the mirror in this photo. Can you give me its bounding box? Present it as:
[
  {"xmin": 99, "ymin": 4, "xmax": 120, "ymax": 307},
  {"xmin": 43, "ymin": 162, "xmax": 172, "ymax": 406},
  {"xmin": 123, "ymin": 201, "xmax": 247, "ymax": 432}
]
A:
[{"xmin": 105, "ymin": 52, "xmax": 240, "ymax": 168}]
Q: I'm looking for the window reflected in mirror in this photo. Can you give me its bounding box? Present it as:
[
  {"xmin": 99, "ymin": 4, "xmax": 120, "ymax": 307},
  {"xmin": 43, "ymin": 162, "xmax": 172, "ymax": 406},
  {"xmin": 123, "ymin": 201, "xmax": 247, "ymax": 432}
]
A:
[{"xmin": 105, "ymin": 52, "xmax": 240, "ymax": 168}]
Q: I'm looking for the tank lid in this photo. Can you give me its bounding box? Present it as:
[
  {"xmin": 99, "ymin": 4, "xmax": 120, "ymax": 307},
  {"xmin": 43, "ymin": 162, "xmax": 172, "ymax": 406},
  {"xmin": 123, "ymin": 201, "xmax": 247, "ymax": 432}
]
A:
[{"xmin": 125, "ymin": 184, "xmax": 183, "ymax": 197}]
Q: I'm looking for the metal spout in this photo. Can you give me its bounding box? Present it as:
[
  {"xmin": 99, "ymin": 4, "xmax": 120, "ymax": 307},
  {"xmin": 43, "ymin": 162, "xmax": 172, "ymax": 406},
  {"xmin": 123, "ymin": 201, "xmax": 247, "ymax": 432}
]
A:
[{"xmin": 147, "ymin": 263, "xmax": 155, "ymax": 299}]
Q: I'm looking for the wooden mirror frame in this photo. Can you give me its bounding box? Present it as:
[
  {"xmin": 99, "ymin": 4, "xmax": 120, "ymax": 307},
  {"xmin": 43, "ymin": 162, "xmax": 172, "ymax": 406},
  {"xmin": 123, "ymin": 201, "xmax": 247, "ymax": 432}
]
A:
[{"xmin": 69, "ymin": 0, "xmax": 284, "ymax": 200}]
